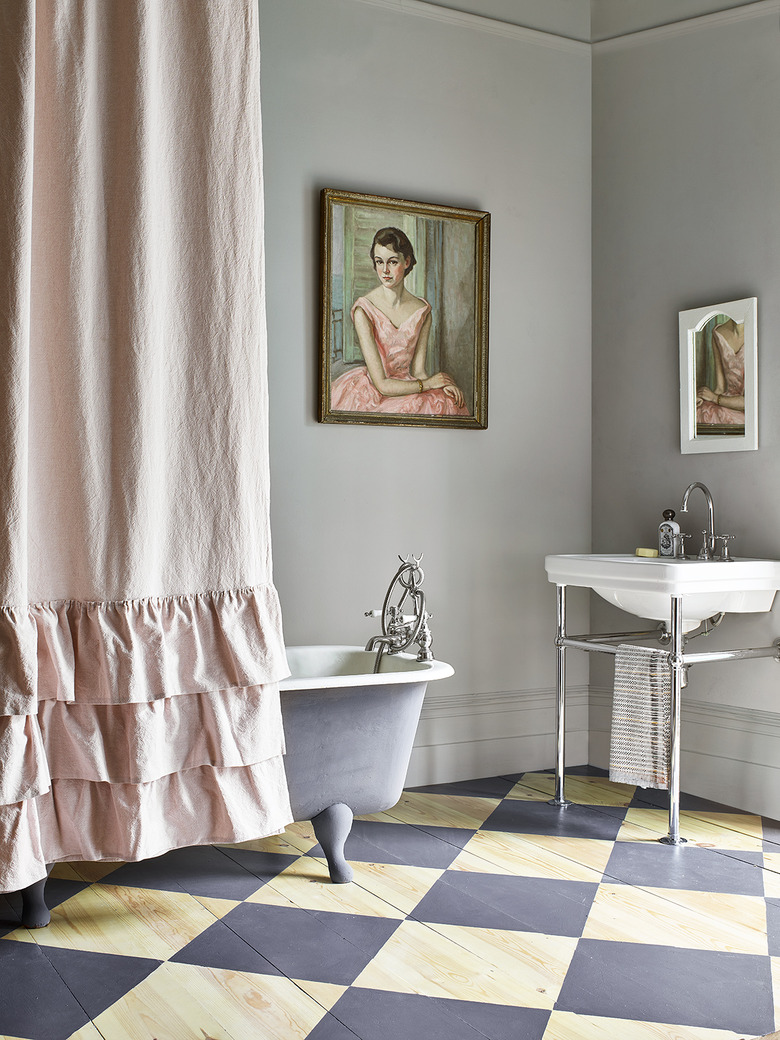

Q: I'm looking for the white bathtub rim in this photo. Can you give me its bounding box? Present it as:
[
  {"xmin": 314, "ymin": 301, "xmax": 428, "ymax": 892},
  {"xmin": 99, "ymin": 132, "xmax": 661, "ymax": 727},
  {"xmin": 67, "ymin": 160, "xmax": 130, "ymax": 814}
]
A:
[{"xmin": 280, "ymin": 645, "xmax": 454, "ymax": 691}]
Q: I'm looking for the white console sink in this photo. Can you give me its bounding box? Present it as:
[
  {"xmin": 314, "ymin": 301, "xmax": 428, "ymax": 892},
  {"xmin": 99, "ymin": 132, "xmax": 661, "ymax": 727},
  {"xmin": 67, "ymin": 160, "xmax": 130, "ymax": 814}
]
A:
[{"xmin": 545, "ymin": 553, "xmax": 780, "ymax": 631}]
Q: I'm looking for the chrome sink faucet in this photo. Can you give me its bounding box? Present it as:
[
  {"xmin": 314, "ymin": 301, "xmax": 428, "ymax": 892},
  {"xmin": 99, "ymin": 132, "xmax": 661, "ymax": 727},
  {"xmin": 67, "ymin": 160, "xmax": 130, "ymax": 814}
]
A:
[{"xmin": 681, "ymin": 482, "xmax": 716, "ymax": 559}]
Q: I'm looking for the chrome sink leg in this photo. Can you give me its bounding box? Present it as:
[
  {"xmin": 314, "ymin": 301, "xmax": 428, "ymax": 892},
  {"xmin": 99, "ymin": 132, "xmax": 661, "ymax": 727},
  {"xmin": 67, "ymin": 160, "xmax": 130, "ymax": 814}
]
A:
[
  {"xmin": 549, "ymin": 583, "xmax": 571, "ymax": 808},
  {"xmin": 660, "ymin": 595, "xmax": 687, "ymax": 845}
]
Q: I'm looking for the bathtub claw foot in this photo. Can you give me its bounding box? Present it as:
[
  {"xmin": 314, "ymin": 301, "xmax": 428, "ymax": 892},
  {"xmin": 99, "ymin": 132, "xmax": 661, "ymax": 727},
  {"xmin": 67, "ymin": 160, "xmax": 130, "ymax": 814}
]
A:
[
  {"xmin": 312, "ymin": 803, "xmax": 354, "ymax": 884},
  {"xmin": 20, "ymin": 876, "xmax": 50, "ymax": 929}
]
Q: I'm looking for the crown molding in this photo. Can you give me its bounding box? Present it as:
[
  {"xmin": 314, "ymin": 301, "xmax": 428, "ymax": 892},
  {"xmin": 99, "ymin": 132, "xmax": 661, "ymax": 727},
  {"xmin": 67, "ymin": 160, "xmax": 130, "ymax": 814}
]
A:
[
  {"xmin": 593, "ymin": 0, "xmax": 780, "ymax": 53},
  {"xmin": 346, "ymin": 0, "xmax": 780, "ymax": 55},
  {"xmin": 348, "ymin": 0, "xmax": 591, "ymax": 54}
]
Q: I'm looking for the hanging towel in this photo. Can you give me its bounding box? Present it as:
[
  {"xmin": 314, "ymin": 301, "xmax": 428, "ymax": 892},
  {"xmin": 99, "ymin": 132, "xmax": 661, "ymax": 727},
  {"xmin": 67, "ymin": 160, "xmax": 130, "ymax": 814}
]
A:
[
  {"xmin": 609, "ymin": 644, "xmax": 671, "ymax": 790},
  {"xmin": 0, "ymin": 0, "xmax": 293, "ymax": 893}
]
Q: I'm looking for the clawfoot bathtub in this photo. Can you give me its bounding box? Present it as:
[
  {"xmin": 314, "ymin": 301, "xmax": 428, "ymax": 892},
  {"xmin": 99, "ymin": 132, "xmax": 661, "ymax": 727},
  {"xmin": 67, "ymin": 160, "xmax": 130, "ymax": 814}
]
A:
[
  {"xmin": 280, "ymin": 645, "xmax": 454, "ymax": 883},
  {"xmin": 19, "ymin": 643, "xmax": 453, "ymax": 922}
]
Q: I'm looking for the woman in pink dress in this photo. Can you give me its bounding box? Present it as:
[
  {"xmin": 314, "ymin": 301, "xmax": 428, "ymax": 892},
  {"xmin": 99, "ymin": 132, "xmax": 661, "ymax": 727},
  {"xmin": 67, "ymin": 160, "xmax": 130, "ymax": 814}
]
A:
[
  {"xmin": 330, "ymin": 227, "xmax": 469, "ymax": 416},
  {"xmin": 696, "ymin": 318, "xmax": 745, "ymax": 426}
]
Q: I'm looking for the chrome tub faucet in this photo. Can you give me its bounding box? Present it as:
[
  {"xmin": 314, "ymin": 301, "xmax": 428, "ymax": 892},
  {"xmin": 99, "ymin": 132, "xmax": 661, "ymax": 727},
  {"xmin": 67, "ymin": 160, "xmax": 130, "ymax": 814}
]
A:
[{"xmin": 365, "ymin": 555, "xmax": 434, "ymax": 672}]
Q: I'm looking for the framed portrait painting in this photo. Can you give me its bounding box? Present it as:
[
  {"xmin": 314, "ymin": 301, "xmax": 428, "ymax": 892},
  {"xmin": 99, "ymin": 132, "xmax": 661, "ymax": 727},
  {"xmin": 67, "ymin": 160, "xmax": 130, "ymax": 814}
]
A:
[
  {"xmin": 679, "ymin": 297, "xmax": 757, "ymax": 454},
  {"xmin": 319, "ymin": 188, "xmax": 490, "ymax": 429}
]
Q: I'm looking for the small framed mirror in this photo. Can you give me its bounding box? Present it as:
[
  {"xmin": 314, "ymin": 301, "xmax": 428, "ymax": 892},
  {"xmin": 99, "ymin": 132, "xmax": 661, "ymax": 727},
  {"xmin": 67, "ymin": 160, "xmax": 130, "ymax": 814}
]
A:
[{"xmin": 679, "ymin": 297, "xmax": 757, "ymax": 454}]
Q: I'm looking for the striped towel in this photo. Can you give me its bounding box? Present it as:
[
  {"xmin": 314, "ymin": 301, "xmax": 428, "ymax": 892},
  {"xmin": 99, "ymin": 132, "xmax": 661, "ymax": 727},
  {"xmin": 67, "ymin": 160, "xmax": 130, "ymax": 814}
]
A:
[{"xmin": 609, "ymin": 644, "xmax": 671, "ymax": 790}]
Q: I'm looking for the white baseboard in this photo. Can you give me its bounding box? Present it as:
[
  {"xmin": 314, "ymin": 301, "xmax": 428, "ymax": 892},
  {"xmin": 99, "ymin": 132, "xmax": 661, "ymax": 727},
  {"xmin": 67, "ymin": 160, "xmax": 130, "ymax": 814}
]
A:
[
  {"xmin": 406, "ymin": 685, "xmax": 589, "ymax": 788},
  {"xmin": 590, "ymin": 687, "xmax": 780, "ymax": 821}
]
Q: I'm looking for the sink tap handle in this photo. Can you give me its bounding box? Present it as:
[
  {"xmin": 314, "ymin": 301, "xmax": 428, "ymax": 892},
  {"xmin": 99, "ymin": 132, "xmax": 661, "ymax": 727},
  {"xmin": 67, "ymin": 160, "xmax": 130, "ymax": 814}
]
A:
[
  {"xmin": 715, "ymin": 534, "xmax": 736, "ymax": 561},
  {"xmin": 676, "ymin": 532, "xmax": 692, "ymax": 558}
]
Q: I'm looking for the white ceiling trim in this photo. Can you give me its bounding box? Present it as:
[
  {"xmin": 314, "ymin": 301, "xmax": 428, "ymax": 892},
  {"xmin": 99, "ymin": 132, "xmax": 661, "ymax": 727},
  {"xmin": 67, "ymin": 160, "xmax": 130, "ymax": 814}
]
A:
[
  {"xmin": 593, "ymin": 0, "xmax": 780, "ymax": 52},
  {"xmin": 343, "ymin": 0, "xmax": 778, "ymax": 53},
  {"xmin": 348, "ymin": 0, "xmax": 591, "ymax": 54}
]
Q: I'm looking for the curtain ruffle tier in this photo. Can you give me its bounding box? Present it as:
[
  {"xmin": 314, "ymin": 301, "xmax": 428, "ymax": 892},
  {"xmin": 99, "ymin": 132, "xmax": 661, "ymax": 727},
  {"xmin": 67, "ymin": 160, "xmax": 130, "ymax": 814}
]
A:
[{"xmin": 0, "ymin": 585, "xmax": 292, "ymax": 893}]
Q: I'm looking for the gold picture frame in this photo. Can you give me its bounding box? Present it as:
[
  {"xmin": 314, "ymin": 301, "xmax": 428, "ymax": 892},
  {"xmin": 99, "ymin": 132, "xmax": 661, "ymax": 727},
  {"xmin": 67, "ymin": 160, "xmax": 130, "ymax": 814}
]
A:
[{"xmin": 319, "ymin": 188, "xmax": 490, "ymax": 429}]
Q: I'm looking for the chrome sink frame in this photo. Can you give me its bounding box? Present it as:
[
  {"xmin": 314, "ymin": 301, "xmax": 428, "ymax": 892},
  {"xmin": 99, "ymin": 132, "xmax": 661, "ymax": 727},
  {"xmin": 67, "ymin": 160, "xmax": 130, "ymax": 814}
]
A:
[{"xmin": 551, "ymin": 583, "xmax": 780, "ymax": 845}]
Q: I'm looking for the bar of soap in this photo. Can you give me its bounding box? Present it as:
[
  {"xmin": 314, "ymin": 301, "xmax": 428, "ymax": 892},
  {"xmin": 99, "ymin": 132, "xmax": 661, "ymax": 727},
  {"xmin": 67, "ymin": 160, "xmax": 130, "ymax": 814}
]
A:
[{"xmin": 635, "ymin": 547, "xmax": 659, "ymax": 557}]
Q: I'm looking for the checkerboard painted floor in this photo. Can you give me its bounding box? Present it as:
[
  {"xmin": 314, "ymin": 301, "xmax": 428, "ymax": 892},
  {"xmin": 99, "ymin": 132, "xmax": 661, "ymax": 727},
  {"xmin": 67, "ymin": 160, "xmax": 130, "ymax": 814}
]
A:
[{"xmin": 2, "ymin": 766, "xmax": 779, "ymax": 1040}]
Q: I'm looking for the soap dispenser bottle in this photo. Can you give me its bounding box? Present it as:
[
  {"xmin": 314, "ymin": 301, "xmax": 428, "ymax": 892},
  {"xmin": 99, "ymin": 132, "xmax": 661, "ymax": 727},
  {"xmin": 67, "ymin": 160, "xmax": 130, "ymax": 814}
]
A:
[{"xmin": 658, "ymin": 509, "xmax": 680, "ymax": 557}]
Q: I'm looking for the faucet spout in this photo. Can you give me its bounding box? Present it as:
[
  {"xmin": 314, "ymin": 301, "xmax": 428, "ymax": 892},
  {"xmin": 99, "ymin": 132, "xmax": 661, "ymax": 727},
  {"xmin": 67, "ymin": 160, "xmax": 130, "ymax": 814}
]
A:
[
  {"xmin": 365, "ymin": 634, "xmax": 394, "ymax": 653},
  {"xmin": 681, "ymin": 482, "xmax": 716, "ymax": 559}
]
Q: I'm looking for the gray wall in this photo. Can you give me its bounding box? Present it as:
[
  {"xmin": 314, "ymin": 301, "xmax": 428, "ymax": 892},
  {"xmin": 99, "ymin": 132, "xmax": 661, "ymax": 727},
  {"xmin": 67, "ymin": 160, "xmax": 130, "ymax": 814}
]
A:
[
  {"xmin": 258, "ymin": 0, "xmax": 592, "ymax": 782},
  {"xmin": 258, "ymin": 0, "xmax": 780, "ymax": 812},
  {"xmin": 592, "ymin": 5, "xmax": 780, "ymax": 814}
]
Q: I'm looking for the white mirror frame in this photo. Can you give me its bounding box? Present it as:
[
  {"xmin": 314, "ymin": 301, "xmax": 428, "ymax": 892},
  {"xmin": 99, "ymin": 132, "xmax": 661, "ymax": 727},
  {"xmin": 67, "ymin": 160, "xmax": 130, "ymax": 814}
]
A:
[{"xmin": 679, "ymin": 297, "xmax": 757, "ymax": 454}]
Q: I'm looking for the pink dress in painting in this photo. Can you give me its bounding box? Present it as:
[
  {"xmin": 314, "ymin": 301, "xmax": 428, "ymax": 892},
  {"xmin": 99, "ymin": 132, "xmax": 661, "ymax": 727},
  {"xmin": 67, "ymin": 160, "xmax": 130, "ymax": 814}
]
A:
[
  {"xmin": 696, "ymin": 331, "xmax": 745, "ymax": 426},
  {"xmin": 330, "ymin": 297, "xmax": 469, "ymax": 416}
]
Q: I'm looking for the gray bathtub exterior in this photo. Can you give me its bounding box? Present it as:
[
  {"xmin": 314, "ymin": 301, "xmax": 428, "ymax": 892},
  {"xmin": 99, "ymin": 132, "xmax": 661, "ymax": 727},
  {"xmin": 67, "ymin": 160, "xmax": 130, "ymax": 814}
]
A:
[{"xmin": 279, "ymin": 646, "xmax": 453, "ymax": 882}]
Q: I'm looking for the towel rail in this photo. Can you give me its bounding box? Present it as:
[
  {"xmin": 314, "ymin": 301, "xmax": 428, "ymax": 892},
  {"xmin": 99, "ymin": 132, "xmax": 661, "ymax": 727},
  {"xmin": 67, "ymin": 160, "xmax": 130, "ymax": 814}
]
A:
[
  {"xmin": 551, "ymin": 583, "xmax": 780, "ymax": 845},
  {"xmin": 559, "ymin": 639, "xmax": 780, "ymax": 663},
  {"xmin": 566, "ymin": 629, "xmax": 663, "ymax": 645},
  {"xmin": 561, "ymin": 638, "xmax": 624, "ymax": 656}
]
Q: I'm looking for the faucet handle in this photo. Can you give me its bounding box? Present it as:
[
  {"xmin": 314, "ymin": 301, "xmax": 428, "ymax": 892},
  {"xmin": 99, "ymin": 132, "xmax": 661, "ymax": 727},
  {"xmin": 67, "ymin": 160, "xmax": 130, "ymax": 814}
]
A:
[
  {"xmin": 715, "ymin": 534, "xmax": 736, "ymax": 561},
  {"xmin": 676, "ymin": 532, "xmax": 692, "ymax": 558}
]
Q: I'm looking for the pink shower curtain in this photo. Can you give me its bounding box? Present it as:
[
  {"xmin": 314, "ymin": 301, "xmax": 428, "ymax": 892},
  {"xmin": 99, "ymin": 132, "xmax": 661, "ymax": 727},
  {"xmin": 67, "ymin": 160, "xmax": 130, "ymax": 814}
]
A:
[{"xmin": 0, "ymin": 1, "xmax": 292, "ymax": 893}]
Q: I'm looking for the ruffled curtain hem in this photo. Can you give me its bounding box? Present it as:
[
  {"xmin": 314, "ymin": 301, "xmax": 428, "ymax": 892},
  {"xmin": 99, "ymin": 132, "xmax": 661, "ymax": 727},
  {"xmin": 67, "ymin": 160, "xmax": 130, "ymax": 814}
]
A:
[
  {"xmin": 0, "ymin": 583, "xmax": 290, "ymax": 714},
  {"xmin": 0, "ymin": 585, "xmax": 293, "ymax": 893},
  {"xmin": 0, "ymin": 683, "xmax": 287, "ymax": 804},
  {"xmin": 0, "ymin": 758, "xmax": 294, "ymax": 894}
]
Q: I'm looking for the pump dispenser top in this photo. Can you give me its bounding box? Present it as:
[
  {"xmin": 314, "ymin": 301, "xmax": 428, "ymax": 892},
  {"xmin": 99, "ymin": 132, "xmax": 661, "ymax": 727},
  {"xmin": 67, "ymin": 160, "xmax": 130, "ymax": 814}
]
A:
[{"xmin": 658, "ymin": 509, "xmax": 680, "ymax": 557}]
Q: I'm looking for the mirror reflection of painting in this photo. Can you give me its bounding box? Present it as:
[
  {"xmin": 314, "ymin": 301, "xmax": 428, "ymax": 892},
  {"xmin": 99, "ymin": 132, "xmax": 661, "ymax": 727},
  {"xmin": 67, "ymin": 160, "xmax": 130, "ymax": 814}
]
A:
[
  {"xmin": 328, "ymin": 206, "xmax": 476, "ymax": 419},
  {"xmin": 695, "ymin": 314, "xmax": 745, "ymax": 436}
]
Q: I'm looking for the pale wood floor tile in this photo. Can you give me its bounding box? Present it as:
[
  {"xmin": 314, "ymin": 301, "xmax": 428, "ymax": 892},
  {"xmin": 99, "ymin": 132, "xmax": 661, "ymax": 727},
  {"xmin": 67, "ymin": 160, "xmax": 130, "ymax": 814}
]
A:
[
  {"xmin": 253, "ymin": 859, "xmax": 443, "ymax": 919},
  {"xmin": 66, "ymin": 1024, "xmax": 106, "ymax": 1040},
  {"xmin": 618, "ymin": 810, "xmax": 764, "ymax": 850},
  {"xmin": 514, "ymin": 774, "xmax": 637, "ymax": 807},
  {"xmin": 220, "ymin": 821, "xmax": 317, "ymax": 856},
  {"xmin": 451, "ymin": 830, "xmax": 612, "ymax": 882},
  {"xmin": 92, "ymin": 962, "xmax": 327, "ymax": 1040},
  {"xmin": 583, "ymin": 884, "xmax": 767, "ymax": 955},
  {"xmin": 244, "ymin": 882, "xmax": 299, "ymax": 909},
  {"xmin": 192, "ymin": 896, "xmax": 241, "ymax": 919},
  {"xmin": 349, "ymin": 861, "xmax": 445, "ymax": 916},
  {"xmin": 290, "ymin": 979, "xmax": 347, "ymax": 1011},
  {"xmin": 50, "ymin": 860, "xmax": 124, "ymax": 883},
  {"xmin": 2, "ymin": 927, "xmax": 36, "ymax": 944},
  {"xmin": 246, "ymin": 858, "xmax": 407, "ymax": 918},
  {"xmin": 26, "ymin": 884, "xmax": 218, "ymax": 960},
  {"xmin": 685, "ymin": 810, "xmax": 766, "ymax": 843},
  {"xmin": 357, "ymin": 791, "xmax": 500, "ymax": 829},
  {"xmin": 543, "ymin": 1009, "xmax": 749, "ymax": 1039},
  {"xmin": 67, "ymin": 861, "xmax": 126, "ymax": 884},
  {"xmin": 503, "ymin": 779, "xmax": 555, "ymax": 802},
  {"xmin": 353, "ymin": 919, "xmax": 577, "ymax": 1009},
  {"xmin": 50, "ymin": 863, "xmax": 85, "ymax": 881}
]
